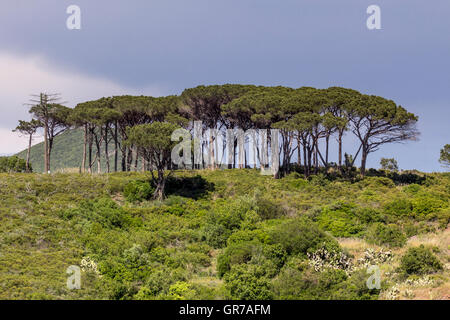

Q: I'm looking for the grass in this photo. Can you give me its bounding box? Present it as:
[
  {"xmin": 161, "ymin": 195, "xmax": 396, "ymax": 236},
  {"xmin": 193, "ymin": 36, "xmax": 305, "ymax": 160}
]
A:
[{"xmin": 0, "ymin": 169, "xmax": 448, "ymax": 300}]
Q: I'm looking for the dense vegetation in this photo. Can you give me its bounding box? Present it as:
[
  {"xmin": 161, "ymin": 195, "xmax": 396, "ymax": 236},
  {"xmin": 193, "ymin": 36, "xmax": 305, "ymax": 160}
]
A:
[
  {"xmin": 0, "ymin": 169, "xmax": 448, "ymax": 300},
  {"xmin": 6, "ymin": 84, "xmax": 447, "ymax": 300},
  {"xmin": 0, "ymin": 156, "xmax": 28, "ymax": 173}
]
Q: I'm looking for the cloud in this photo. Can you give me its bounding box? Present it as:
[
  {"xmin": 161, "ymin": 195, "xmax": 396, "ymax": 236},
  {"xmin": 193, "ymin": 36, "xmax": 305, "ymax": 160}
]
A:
[{"xmin": 0, "ymin": 51, "xmax": 164, "ymax": 155}]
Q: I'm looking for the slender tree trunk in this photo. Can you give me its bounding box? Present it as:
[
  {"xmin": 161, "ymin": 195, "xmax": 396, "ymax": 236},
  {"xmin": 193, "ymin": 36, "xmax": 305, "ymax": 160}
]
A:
[
  {"xmin": 114, "ymin": 124, "xmax": 118, "ymax": 172},
  {"xmin": 105, "ymin": 126, "xmax": 110, "ymax": 173},
  {"xmin": 121, "ymin": 145, "xmax": 126, "ymax": 172},
  {"xmin": 26, "ymin": 133, "xmax": 32, "ymax": 172},
  {"xmin": 95, "ymin": 131, "xmax": 101, "ymax": 174},
  {"xmin": 44, "ymin": 124, "xmax": 49, "ymax": 173},
  {"xmin": 82, "ymin": 124, "xmax": 87, "ymax": 173},
  {"xmin": 48, "ymin": 138, "xmax": 53, "ymax": 174},
  {"xmin": 303, "ymin": 143, "xmax": 308, "ymax": 178},
  {"xmin": 314, "ymin": 141, "xmax": 318, "ymax": 174},
  {"xmin": 360, "ymin": 147, "xmax": 368, "ymax": 177},
  {"xmin": 307, "ymin": 147, "xmax": 313, "ymax": 177},
  {"xmin": 338, "ymin": 131, "xmax": 343, "ymax": 171},
  {"xmin": 325, "ymin": 135, "xmax": 329, "ymax": 169},
  {"xmin": 88, "ymin": 129, "xmax": 93, "ymax": 174},
  {"xmin": 134, "ymin": 147, "xmax": 138, "ymax": 172},
  {"xmin": 127, "ymin": 146, "xmax": 133, "ymax": 171},
  {"xmin": 210, "ymin": 134, "xmax": 215, "ymax": 170}
]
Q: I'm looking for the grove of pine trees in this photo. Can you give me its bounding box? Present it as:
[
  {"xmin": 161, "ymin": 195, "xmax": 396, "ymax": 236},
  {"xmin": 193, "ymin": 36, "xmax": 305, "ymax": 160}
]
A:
[{"xmin": 16, "ymin": 85, "xmax": 419, "ymax": 199}]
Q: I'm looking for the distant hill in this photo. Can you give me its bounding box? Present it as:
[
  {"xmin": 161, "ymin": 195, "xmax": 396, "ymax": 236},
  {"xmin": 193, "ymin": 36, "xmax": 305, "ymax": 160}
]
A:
[{"xmin": 15, "ymin": 129, "xmax": 123, "ymax": 173}]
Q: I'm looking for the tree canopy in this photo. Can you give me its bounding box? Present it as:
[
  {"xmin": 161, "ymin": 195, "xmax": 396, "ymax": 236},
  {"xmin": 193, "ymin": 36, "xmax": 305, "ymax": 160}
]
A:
[{"xmin": 16, "ymin": 85, "xmax": 420, "ymax": 188}]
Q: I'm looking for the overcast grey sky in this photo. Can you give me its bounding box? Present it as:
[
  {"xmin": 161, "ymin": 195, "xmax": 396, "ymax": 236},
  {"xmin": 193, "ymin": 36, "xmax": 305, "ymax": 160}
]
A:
[{"xmin": 0, "ymin": 0, "xmax": 448, "ymax": 171}]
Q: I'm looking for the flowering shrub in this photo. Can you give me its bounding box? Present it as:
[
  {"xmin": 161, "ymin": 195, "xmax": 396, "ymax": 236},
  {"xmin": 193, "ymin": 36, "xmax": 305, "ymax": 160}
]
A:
[
  {"xmin": 307, "ymin": 247, "xmax": 353, "ymax": 274},
  {"xmin": 80, "ymin": 256, "xmax": 100, "ymax": 275},
  {"xmin": 356, "ymin": 248, "xmax": 393, "ymax": 268},
  {"xmin": 404, "ymin": 275, "xmax": 434, "ymax": 287}
]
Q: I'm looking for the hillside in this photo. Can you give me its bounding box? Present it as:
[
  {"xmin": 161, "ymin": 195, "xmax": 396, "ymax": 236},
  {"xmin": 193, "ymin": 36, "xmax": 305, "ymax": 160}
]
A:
[
  {"xmin": 15, "ymin": 129, "xmax": 122, "ymax": 173},
  {"xmin": 0, "ymin": 169, "xmax": 448, "ymax": 300}
]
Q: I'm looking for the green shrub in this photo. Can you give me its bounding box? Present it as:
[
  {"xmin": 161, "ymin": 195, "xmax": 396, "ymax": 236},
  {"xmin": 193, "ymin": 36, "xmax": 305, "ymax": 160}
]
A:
[
  {"xmin": 0, "ymin": 156, "xmax": 28, "ymax": 173},
  {"xmin": 202, "ymin": 223, "xmax": 230, "ymax": 248},
  {"xmin": 224, "ymin": 264, "xmax": 273, "ymax": 300},
  {"xmin": 201, "ymin": 197, "xmax": 253, "ymax": 248},
  {"xmin": 217, "ymin": 242, "xmax": 257, "ymax": 278},
  {"xmin": 217, "ymin": 241, "xmax": 287, "ymax": 278},
  {"xmin": 308, "ymin": 174, "xmax": 329, "ymax": 187},
  {"xmin": 272, "ymin": 267, "xmax": 378, "ymax": 300},
  {"xmin": 366, "ymin": 223, "xmax": 406, "ymax": 247},
  {"xmin": 403, "ymin": 222, "xmax": 435, "ymax": 237},
  {"xmin": 316, "ymin": 202, "xmax": 365, "ymax": 237},
  {"xmin": 255, "ymin": 197, "xmax": 284, "ymax": 220},
  {"xmin": 62, "ymin": 197, "xmax": 137, "ymax": 229},
  {"xmin": 384, "ymin": 199, "xmax": 413, "ymax": 217},
  {"xmin": 270, "ymin": 218, "xmax": 339, "ymax": 256},
  {"xmin": 400, "ymin": 245, "xmax": 443, "ymax": 275},
  {"xmin": 124, "ymin": 180, "xmax": 154, "ymax": 202},
  {"xmin": 412, "ymin": 196, "xmax": 446, "ymax": 219}
]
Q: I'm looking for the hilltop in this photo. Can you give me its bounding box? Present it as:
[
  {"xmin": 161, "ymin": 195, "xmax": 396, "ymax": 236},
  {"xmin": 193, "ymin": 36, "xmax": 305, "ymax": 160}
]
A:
[{"xmin": 0, "ymin": 169, "xmax": 448, "ymax": 299}]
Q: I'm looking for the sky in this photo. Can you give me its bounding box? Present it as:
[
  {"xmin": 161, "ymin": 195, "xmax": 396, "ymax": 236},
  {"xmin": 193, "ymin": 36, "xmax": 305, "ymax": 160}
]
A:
[{"xmin": 0, "ymin": 0, "xmax": 448, "ymax": 171}]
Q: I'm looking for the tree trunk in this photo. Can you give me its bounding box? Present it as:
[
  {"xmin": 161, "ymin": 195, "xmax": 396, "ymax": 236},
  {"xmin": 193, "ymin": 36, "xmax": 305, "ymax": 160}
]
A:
[
  {"xmin": 314, "ymin": 141, "xmax": 318, "ymax": 174},
  {"xmin": 48, "ymin": 138, "xmax": 53, "ymax": 174},
  {"xmin": 114, "ymin": 123, "xmax": 118, "ymax": 172},
  {"xmin": 88, "ymin": 129, "xmax": 93, "ymax": 174},
  {"xmin": 95, "ymin": 131, "xmax": 101, "ymax": 174},
  {"xmin": 44, "ymin": 124, "xmax": 49, "ymax": 173},
  {"xmin": 303, "ymin": 143, "xmax": 308, "ymax": 178},
  {"xmin": 153, "ymin": 169, "xmax": 166, "ymax": 201},
  {"xmin": 360, "ymin": 148, "xmax": 368, "ymax": 177},
  {"xmin": 121, "ymin": 146, "xmax": 126, "ymax": 172},
  {"xmin": 105, "ymin": 126, "xmax": 110, "ymax": 173},
  {"xmin": 126, "ymin": 146, "xmax": 133, "ymax": 171},
  {"xmin": 338, "ymin": 131, "xmax": 343, "ymax": 171},
  {"xmin": 82, "ymin": 124, "xmax": 87, "ymax": 173},
  {"xmin": 210, "ymin": 133, "xmax": 215, "ymax": 170},
  {"xmin": 26, "ymin": 133, "xmax": 32, "ymax": 172},
  {"xmin": 134, "ymin": 147, "xmax": 138, "ymax": 172}
]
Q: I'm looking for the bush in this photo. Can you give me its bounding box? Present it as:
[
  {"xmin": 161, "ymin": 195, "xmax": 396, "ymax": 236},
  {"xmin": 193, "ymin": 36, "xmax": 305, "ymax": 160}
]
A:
[
  {"xmin": 62, "ymin": 197, "xmax": 137, "ymax": 229},
  {"xmin": 316, "ymin": 202, "xmax": 365, "ymax": 237},
  {"xmin": 217, "ymin": 241, "xmax": 287, "ymax": 278},
  {"xmin": 224, "ymin": 264, "xmax": 273, "ymax": 300},
  {"xmin": 365, "ymin": 223, "xmax": 406, "ymax": 247},
  {"xmin": 201, "ymin": 197, "xmax": 253, "ymax": 248},
  {"xmin": 272, "ymin": 267, "xmax": 378, "ymax": 300},
  {"xmin": 412, "ymin": 196, "xmax": 446, "ymax": 219},
  {"xmin": 0, "ymin": 156, "xmax": 28, "ymax": 173},
  {"xmin": 384, "ymin": 199, "xmax": 413, "ymax": 217},
  {"xmin": 124, "ymin": 180, "xmax": 154, "ymax": 202},
  {"xmin": 255, "ymin": 197, "xmax": 284, "ymax": 220},
  {"xmin": 400, "ymin": 245, "xmax": 443, "ymax": 275},
  {"xmin": 270, "ymin": 218, "xmax": 339, "ymax": 256},
  {"xmin": 217, "ymin": 242, "xmax": 256, "ymax": 278}
]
